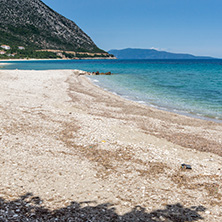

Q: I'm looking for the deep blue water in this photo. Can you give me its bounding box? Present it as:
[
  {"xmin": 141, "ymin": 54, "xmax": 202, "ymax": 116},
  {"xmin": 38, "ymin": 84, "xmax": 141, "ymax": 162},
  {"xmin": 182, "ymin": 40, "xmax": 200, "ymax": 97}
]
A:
[{"xmin": 1, "ymin": 59, "xmax": 222, "ymax": 121}]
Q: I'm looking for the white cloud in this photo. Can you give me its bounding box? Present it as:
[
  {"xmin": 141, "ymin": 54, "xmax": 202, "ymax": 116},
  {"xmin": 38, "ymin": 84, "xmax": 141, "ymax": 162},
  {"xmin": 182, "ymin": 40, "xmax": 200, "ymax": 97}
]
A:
[{"xmin": 150, "ymin": 47, "xmax": 168, "ymax": 51}]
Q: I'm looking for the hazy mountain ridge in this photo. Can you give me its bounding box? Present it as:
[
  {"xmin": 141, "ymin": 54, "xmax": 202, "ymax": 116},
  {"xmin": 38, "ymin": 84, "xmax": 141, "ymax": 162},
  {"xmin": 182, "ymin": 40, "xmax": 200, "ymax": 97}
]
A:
[
  {"xmin": 0, "ymin": 0, "xmax": 103, "ymax": 52},
  {"xmin": 108, "ymin": 48, "xmax": 215, "ymax": 59}
]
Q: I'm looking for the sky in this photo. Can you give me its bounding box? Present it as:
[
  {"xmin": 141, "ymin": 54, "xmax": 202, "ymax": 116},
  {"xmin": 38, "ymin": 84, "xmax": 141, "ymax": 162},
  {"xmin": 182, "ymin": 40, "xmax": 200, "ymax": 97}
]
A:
[{"xmin": 42, "ymin": 0, "xmax": 222, "ymax": 58}]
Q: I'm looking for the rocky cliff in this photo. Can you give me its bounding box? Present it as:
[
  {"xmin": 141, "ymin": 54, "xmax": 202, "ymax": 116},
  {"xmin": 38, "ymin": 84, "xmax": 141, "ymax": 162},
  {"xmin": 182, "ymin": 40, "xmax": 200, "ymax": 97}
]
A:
[{"xmin": 0, "ymin": 0, "xmax": 104, "ymax": 52}]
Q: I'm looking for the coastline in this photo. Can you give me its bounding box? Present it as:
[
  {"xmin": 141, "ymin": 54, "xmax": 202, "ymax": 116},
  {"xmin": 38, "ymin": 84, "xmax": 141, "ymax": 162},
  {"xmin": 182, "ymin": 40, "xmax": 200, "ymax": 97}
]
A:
[
  {"xmin": 83, "ymin": 72, "xmax": 222, "ymax": 156},
  {"xmin": 1, "ymin": 59, "xmax": 221, "ymax": 123},
  {"xmin": 0, "ymin": 58, "xmax": 66, "ymax": 62},
  {"xmin": 0, "ymin": 69, "xmax": 221, "ymax": 221},
  {"xmin": 0, "ymin": 57, "xmax": 116, "ymax": 62},
  {"xmin": 89, "ymin": 76, "xmax": 222, "ymax": 124}
]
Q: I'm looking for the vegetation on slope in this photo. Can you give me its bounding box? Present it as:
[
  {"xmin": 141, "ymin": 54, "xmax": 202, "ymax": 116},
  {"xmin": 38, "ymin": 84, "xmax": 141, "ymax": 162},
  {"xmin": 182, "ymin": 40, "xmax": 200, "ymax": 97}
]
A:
[{"xmin": 0, "ymin": 0, "xmax": 110, "ymax": 59}]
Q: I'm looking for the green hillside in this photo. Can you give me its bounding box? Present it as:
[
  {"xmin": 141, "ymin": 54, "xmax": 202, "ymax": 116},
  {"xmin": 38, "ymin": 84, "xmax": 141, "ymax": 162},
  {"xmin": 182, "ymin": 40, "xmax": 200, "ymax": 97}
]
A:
[{"xmin": 0, "ymin": 0, "xmax": 110, "ymax": 59}]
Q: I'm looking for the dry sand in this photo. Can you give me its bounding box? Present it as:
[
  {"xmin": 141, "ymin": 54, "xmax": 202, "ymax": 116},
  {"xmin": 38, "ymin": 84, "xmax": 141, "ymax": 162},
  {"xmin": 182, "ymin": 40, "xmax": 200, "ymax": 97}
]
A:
[{"xmin": 0, "ymin": 69, "xmax": 221, "ymax": 221}]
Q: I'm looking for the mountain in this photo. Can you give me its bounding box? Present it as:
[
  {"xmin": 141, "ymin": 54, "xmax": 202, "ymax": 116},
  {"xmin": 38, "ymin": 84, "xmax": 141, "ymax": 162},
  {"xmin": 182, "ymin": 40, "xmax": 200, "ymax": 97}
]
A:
[
  {"xmin": 0, "ymin": 0, "xmax": 104, "ymax": 53},
  {"xmin": 108, "ymin": 48, "xmax": 215, "ymax": 59}
]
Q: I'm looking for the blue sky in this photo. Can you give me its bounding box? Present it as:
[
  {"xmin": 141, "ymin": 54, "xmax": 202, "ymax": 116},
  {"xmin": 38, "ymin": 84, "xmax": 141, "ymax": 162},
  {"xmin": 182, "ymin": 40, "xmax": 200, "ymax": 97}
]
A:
[{"xmin": 42, "ymin": 0, "xmax": 222, "ymax": 57}]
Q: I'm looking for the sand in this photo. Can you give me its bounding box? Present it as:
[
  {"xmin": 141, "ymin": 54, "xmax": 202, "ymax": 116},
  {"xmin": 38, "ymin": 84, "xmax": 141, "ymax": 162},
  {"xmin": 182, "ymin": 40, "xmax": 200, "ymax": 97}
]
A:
[{"xmin": 0, "ymin": 69, "xmax": 221, "ymax": 221}]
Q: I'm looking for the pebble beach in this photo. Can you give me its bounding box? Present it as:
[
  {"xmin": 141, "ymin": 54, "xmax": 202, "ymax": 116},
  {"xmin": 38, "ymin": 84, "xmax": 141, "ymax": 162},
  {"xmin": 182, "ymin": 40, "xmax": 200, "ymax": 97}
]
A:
[{"xmin": 0, "ymin": 69, "xmax": 222, "ymax": 221}]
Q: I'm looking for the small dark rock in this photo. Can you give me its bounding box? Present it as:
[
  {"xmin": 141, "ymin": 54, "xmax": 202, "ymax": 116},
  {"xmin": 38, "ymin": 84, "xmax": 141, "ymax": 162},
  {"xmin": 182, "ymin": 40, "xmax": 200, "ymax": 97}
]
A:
[{"xmin": 181, "ymin": 163, "xmax": 192, "ymax": 170}]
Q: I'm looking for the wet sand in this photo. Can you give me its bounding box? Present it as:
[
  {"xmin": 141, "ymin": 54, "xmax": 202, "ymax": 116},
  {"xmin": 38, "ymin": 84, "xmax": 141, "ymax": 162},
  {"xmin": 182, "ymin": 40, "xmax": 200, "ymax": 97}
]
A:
[{"xmin": 0, "ymin": 69, "xmax": 221, "ymax": 221}]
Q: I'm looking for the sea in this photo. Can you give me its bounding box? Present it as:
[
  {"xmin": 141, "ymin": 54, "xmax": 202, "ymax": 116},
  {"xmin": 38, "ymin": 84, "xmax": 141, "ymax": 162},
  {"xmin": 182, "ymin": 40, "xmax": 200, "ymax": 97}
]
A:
[{"xmin": 1, "ymin": 59, "xmax": 222, "ymax": 122}]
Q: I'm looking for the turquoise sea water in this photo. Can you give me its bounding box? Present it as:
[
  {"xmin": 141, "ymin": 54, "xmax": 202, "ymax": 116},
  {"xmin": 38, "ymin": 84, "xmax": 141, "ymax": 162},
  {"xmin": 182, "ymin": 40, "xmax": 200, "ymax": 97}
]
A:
[{"xmin": 1, "ymin": 59, "xmax": 222, "ymax": 121}]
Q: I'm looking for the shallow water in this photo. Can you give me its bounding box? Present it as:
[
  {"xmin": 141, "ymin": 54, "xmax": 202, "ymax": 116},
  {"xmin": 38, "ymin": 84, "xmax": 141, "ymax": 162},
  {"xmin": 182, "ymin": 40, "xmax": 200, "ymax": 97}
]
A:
[{"xmin": 1, "ymin": 59, "xmax": 222, "ymax": 121}]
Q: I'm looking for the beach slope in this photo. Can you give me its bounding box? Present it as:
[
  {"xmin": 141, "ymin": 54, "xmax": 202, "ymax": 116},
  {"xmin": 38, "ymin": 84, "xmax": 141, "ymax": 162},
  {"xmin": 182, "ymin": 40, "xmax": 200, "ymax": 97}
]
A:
[{"xmin": 0, "ymin": 70, "xmax": 221, "ymax": 221}]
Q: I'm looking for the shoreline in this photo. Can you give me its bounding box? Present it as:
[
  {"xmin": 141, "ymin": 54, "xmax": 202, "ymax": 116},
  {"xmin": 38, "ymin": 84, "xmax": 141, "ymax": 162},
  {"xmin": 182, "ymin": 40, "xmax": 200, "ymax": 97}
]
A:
[
  {"xmin": 0, "ymin": 57, "xmax": 116, "ymax": 62},
  {"xmin": 0, "ymin": 58, "xmax": 66, "ymax": 62},
  {"xmin": 0, "ymin": 69, "xmax": 222, "ymax": 221},
  {"xmin": 82, "ymin": 71, "xmax": 222, "ymax": 156},
  {"xmin": 2, "ymin": 68, "xmax": 222, "ymax": 151},
  {"xmin": 89, "ymin": 76, "xmax": 222, "ymax": 124},
  {"xmin": 1, "ymin": 60, "xmax": 221, "ymax": 123}
]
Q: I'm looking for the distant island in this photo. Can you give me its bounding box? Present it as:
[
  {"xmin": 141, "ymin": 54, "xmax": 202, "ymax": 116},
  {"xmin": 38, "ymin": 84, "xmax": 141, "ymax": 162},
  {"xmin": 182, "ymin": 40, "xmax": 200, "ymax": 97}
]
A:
[
  {"xmin": 0, "ymin": 0, "xmax": 113, "ymax": 60},
  {"xmin": 108, "ymin": 48, "xmax": 216, "ymax": 60}
]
